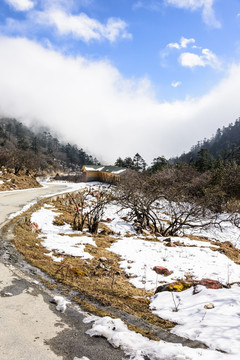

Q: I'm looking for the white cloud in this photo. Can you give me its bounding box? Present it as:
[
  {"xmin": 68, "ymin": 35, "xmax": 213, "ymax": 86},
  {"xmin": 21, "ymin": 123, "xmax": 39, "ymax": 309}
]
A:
[
  {"xmin": 5, "ymin": 0, "xmax": 34, "ymax": 11},
  {"xmin": 179, "ymin": 52, "xmax": 205, "ymax": 67},
  {"xmin": 167, "ymin": 36, "xmax": 195, "ymax": 50},
  {"xmin": 0, "ymin": 36, "xmax": 239, "ymax": 164},
  {"xmin": 171, "ymin": 81, "xmax": 181, "ymax": 88},
  {"xmin": 168, "ymin": 42, "xmax": 180, "ymax": 50},
  {"xmin": 179, "ymin": 48, "xmax": 220, "ymax": 68},
  {"xmin": 35, "ymin": 9, "xmax": 132, "ymax": 43},
  {"xmin": 165, "ymin": 0, "xmax": 221, "ymax": 28},
  {"xmin": 180, "ymin": 36, "xmax": 195, "ymax": 48}
]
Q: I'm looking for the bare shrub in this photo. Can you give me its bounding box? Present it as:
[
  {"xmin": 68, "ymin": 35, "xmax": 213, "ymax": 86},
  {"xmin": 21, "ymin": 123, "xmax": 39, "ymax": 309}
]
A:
[
  {"xmin": 70, "ymin": 187, "xmax": 112, "ymax": 234},
  {"xmin": 115, "ymin": 167, "xmax": 238, "ymax": 236}
]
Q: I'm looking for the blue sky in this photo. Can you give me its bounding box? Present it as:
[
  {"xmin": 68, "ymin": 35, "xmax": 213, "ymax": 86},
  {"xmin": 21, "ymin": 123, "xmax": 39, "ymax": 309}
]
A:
[{"xmin": 0, "ymin": 0, "xmax": 240, "ymax": 164}]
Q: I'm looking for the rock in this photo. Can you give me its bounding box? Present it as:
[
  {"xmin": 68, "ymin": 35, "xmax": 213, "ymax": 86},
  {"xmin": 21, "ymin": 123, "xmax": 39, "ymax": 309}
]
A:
[
  {"xmin": 192, "ymin": 285, "xmax": 202, "ymax": 295},
  {"xmin": 153, "ymin": 266, "xmax": 172, "ymax": 276},
  {"xmin": 31, "ymin": 222, "xmax": 39, "ymax": 233},
  {"xmin": 165, "ymin": 241, "xmax": 176, "ymax": 247},
  {"xmin": 199, "ymin": 278, "xmax": 223, "ymax": 289},
  {"xmin": 101, "ymin": 218, "xmax": 113, "ymax": 223},
  {"xmin": 155, "ymin": 281, "xmax": 193, "ymax": 294},
  {"xmin": 97, "ymin": 263, "xmax": 106, "ymax": 269},
  {"xmin": 163, "ymin": 237, "xmax": 171, "ymax": 242},
  {"xmin": 99, "ymin": 257, "xmax": 107, "ymax": 262},
  {"xmin": 204, "ymin": 303, "xmax": 215, "ymax": 309},
  {"xmin": 155, "ymin": 284, "xmax": 170, "ymax": 294}
]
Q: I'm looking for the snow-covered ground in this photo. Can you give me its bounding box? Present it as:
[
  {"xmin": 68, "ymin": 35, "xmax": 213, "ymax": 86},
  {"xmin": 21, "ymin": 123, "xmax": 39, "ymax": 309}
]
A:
[
  {"xmin": 84, "ymin": 315, "xmax": 240, "ymax": 360},
  {"xmin": 31, "ymin": 205, "xmax": 95, "ymax": 260},
  {"xmin": 28, "ymin": 182, "xmax": 240, "ymax": 359},
  {"xmin": 109, "ymin": 237, "xmax": 240, "ymax": 289},
  {"xmin": 189, "ymin": 219, "xmax": 240, "ymax": 249},
  {"xmin": 150, "ymin": 284, "xmax": 240, "ymax": 354}
]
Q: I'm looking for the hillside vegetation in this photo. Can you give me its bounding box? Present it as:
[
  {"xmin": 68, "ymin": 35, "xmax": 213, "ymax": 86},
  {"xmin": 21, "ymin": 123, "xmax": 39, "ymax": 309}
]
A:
[
  {"xmin": 175, "ymin": 117, "xmax": 240, "ymax": 167},
  {"xmin": 0, "ymin": 117, "xmax": 98, "ymax": 175}
]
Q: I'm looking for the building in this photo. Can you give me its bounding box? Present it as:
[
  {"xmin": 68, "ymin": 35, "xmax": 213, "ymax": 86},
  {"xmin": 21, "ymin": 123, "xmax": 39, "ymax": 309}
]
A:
[{"xmin": 82, "ymin": 165, "xmax": 126, "ymax": 184}]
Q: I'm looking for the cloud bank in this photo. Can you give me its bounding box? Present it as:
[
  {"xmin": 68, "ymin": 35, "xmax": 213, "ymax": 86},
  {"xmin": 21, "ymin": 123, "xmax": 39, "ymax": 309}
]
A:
[
  {"xmin": 5, "ymin": 0, "xmax": 34, "ymax": 12},
  {"xmin": 0, "ymin": 36, "xmax": 239, "ymax": 164},
  {"xmin": 167, "ymin": 36, "xmax": 195, "ymax": 50},
  {"xmin": 179, "ymin": 48, "xmax": 220, "ymax": 69},
  {"xmin": 34, "ymin": 9, "xmax": 132, "ymax": 43},
  {"xmin": 165, "ymin": 0, "xmax": 221, "ymax": 28},
  {"xmin": 2, "ymin": 1, "xmax": 132, "ymax": 44}
]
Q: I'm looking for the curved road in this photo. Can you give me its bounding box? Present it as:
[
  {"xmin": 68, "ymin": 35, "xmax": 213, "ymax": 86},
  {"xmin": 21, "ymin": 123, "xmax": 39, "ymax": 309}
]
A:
[{"xmin": 0, "ymin": 183, "xmax": 125, "ymax": 360}]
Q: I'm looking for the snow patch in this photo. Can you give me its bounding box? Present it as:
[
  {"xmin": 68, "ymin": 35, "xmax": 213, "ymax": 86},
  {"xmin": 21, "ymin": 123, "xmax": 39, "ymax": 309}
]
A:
[
  {"xmin": 53, "ymin": 296, "xmax": 70, "ymax": 313},
  {"xmin": 109, "ymin": 237, "xmax": 239, "ymax": 290},
  {"xmin": 84, "ymin": 315, "xmax": 239, "ymax": 359},
  {"xmin": 31, "ymin": 206, "xmax": 95, "ymax": 260},
  {"xmin": 150, "ymin": 284, "xmax": 240, "ymax": 354}
]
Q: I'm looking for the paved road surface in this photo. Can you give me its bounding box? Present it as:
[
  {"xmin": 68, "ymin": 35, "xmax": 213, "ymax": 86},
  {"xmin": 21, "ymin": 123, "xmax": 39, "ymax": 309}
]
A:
[{"xmin": 0, "ymin": 184, "xmax": 125, "ymax": 360}]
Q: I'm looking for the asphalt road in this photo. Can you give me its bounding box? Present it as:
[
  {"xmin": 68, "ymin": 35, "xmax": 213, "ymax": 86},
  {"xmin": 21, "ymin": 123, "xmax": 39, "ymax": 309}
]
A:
[{"xmin": 0, "ymin": 183, "xmax": 125, "ymax": 360}]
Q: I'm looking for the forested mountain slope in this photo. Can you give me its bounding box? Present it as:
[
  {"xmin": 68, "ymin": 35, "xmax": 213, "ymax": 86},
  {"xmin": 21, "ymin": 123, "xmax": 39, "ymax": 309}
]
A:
[
  {"xmin": 0, "ymin": 118, "xmax": 98, "ymax": 174},
  {"xmin": 176, "ymin": 118, "xmax": 240, "ymax": 166}
]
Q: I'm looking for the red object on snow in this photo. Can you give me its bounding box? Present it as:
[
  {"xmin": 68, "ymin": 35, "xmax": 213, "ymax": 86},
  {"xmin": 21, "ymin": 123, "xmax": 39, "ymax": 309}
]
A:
[
  {"xmin": 101, "ymin": 218, "xmax": 113, "ymax": 223},
  {"xmin": 153, "ymin": 266, "xmax": 171, "ymax": 276},
  {"xmin": 31, "ymin": 222, "xmax": 39, "ymax": 233},
  {"xmin": 199, "ymin": 278, "xmax": 222, "ymax": 289}
]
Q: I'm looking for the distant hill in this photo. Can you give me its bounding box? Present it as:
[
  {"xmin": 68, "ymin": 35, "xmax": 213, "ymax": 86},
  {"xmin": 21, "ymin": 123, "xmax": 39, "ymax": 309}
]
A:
[
  {"xmin": 175, "ymin": 118, "xmax": 240, "ymax": 165},
  {"xmin": 0, "ymin": 117, "xmax": 99, "ymax": 174}
]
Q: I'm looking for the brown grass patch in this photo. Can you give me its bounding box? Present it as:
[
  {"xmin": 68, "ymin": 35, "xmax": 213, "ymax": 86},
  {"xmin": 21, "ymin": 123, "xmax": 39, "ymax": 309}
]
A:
[
  {"xmin": 10, "ymin": 197, "xmax": 175, "ymax": 335},
  {"xmin": 0, "ymin": 172, "xmax": 41, "ymax": 191},
  {"xmin": 210, "ymin": 241, "xmax": 240, "ymax": 264}
]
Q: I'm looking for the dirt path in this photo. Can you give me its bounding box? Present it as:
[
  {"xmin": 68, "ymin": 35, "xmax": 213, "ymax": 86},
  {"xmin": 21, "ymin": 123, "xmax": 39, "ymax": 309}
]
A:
[{"xmin": 0, "ymin": 184, "xmax": 125, "ymax": 360}]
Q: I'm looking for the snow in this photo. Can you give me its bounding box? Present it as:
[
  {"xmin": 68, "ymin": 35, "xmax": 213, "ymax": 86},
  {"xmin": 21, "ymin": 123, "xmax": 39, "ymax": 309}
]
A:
[
  {"xmin": 84, "ymin": 166, "xmax": 104, "ymax": 171},
  {"xmin": 112, "ymin": 169, "xmax": 126, "ymax": 174},
  {"xmin": 103, "ymin": 202, "xmax": 136, "ymax": 235},
  {"xmin": 31, "ymin": 205, "xmax": 95, "ymax": 260},
  {"xmin": 9, "ymin": 200, "xmax": 38, "ymax": 219},
  {"xmin": 84, "ymin": 315, "xmax": 239, "ymax": 360},
  {"xmin": 53, "ymin": 295, "xmax": 70, "ymax": 313},
  {"xmin": 109, "ymin": 237, "xmax": 239, "ymax": 289},
  {"xmin": 19, "ymin": 182, "xmax": 240, "ymax": 359},
  {"xmin": 8, "ymin": 179, "xmax": 101, "ymax": 219},
  {"xmin": 150, "ymin": 284, "xmax": 240, "ymax": 354},
  {"xmin": 166, "ymin": 236, "xmax": 218, "ymax": 248},
  {"xmin": 0, "ymin": 180, "xmax": 4, "ymax": 184},
  {"xmin": 188, "ymin": 220, "xmax": 240, "ymax": 249}
]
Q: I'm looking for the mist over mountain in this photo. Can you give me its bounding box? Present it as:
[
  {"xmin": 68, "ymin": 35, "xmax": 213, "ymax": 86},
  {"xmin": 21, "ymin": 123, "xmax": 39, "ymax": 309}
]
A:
[
  {"xmin": 173, "ymin": 118, "xmax": 240, "ymax": 167},
  {"xmin": 0, "ymin": 117, "xmax": 99, "ymax": 174}
]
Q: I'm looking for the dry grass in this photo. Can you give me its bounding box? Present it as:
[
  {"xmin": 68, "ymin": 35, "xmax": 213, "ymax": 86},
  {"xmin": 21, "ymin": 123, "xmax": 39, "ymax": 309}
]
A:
[
  {"xmin": 0, "ymin": 171, "xmax": 40, "ymax": 191},
  {"xmin": 11, "ymin": 192, "xmax": 240, "ymax": 337},
  {"xmin": 10, "ymin": 198, "xmax": 175, "ymax": 335},
  {"xmin": 210, "ymin": 240, "xmax": 240, "ymax": 265}
]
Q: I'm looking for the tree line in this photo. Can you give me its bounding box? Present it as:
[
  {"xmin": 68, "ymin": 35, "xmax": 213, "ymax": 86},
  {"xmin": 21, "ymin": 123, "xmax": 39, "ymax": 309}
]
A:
[{"xmin": 0, "ymin": 118, "xmax": 99, "ymax": 174}]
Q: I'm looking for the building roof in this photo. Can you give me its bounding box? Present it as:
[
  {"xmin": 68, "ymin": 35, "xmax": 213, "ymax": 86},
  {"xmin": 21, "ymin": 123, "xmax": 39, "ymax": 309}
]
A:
[{"xmin": 82, "ymin": 165, "xmax": 126, "ymax": 174}]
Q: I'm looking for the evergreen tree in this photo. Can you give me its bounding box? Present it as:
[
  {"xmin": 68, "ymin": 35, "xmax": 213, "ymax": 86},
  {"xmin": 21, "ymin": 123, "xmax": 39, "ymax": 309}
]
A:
[
  {"xmin": 115, "ymin": 157, "xmax": 125, "ymax": 167},
  {"xmin": 124, "ymin": 157, "xmax": 134, "ymax": 169},
  {"xmin": 149, "ymin": 156, "xmax": 168, "ymax": 173},
  {"xmin": 133, "ymin": 153, "xmax": 147, "ymax": 171},
  {"xmin": 195, "ymin": 149, "xmax": 214, "ymax": 172}
]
